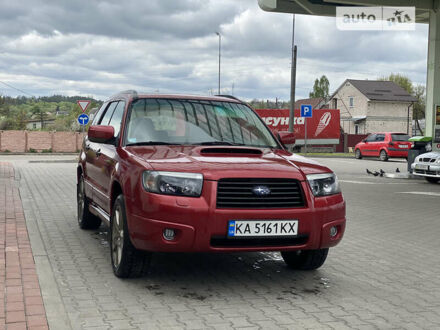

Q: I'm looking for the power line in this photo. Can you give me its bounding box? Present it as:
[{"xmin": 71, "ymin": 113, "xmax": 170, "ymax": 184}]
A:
[{"xmin": 0, "ymin": 81, "xmax": 35, "ymax": 97}]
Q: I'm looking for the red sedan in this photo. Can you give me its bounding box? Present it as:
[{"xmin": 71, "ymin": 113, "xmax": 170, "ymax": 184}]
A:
[{"xmin": 355, "ymin": 132, "xmax": 412, "ymax": 161}]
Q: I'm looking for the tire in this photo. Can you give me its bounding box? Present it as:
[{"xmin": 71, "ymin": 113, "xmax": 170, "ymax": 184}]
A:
[
  {"xmin": 355, "ymin": 149, "xmax": 362, "ymax": 159},
  {"xmin": 110, "ymin": 194, "xmax": 151, "ymax": 278},
  {"xmin": 425, "ymin": 177, "xmax": 440, "ymax": 184},
  {"xmin": 379, "ymin": 150, "xmax": 389, "ymax": 162},
  {"xmin": 281, "ymin": 249, "xmax": 329, "ymax": 270},
  {"xmin": 77, "ymin": 175, "xmax": 102, "ymax": 229}
]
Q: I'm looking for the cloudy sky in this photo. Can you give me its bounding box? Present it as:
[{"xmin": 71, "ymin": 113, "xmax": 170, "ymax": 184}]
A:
[{"xmin": 0, "ymin": 0, "xmax": 429, "ymax": 101}]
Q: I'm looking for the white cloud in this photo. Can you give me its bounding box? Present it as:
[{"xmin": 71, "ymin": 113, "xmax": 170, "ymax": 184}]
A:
[{"xmin": 0, "ymin": 0, "xmax": 430, "ymax": 102}]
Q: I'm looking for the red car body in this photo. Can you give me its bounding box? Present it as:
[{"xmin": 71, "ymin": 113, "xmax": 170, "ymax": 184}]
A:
[
  {"xmin": 77, "ymin": 92, "xmax": 346, "ymax": 276},
  {"xmin": 354, "ymin": 132, "xmax": 412, "ymax": 161}
]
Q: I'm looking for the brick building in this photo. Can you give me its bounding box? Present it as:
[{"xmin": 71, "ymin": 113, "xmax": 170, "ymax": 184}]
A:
[{"xmin": 329, "ymin": 79, "xmax": 417, "ymax": 135}]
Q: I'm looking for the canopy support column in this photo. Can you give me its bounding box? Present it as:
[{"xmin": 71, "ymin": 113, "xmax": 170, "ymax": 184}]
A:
[{"xmin": 425, "ymin": 8, "xmax": 440, "ymax": 150}]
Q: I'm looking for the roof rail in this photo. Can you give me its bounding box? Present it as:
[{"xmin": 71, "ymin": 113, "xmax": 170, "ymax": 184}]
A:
[
  {"xmin": 215, "ymin": 94, "xmax": 243, "ymax": 102},
  {"xmin": 111, "ymin": 90, "xmax": 138, "ymax": 99}
]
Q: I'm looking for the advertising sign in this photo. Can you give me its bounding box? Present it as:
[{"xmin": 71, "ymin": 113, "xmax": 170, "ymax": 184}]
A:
[
  {"xmin": 255, "ymin": 109, "xmax": 340, "ymax": 145},
  {"xmin": 436, "ymin": 105, "xmax": 440, "ymax": 125}
]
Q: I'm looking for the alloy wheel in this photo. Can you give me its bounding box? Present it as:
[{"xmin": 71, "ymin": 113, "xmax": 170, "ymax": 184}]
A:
[
  {"xmin": 112, "ymin": 206, "xmax": 124, "ymax": 268},
  {"xmin": 77, "ymin": 179, "xmax": 85, "ymax": 222}
]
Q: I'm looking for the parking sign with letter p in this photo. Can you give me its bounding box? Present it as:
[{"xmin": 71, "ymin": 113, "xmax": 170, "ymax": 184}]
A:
[{"xmin": 300, "ymin": 105, "xmax": 313, "ymax": 118}]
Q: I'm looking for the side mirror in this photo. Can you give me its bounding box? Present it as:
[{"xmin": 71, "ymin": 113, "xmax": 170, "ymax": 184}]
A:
[
  {"xmin": 88, "ymin": 125, "xmax": 115, "ymax": 143},
  {"xmin": 362, "ymin": 139, "xmax": 367, "ymax": 143},
  {"xmin": 277, "ymin": 131, "xmax": 296, "ymax": 146}
]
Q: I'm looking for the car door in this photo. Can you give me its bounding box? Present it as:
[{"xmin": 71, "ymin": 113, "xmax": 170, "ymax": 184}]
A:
[
  {"xmin": 85, "ymin": 101, "xmax": 118, "ymax": 210},
  {"xmin": 372, "ymin": 134, "xmax": 385, "ymax": 157},
  {"xmin": 93, "ymin": 100, "xmax": 126, "ymax": 213},
  {"xmin": 361, "ymin": 134, "xmax": 376, "ymax": 156},
  {"xmin": 83, "ymin": 102, "xmax": 108, "ymax": 199}
]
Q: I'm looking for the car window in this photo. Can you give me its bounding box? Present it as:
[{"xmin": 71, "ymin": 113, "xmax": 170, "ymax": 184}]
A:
[
  {"xmin": 366, "ymin": 134, "xmax": 376, "ymax": 142},
  {"xmin": 108, "ymin": 101, "xmax": 126, "ymax": 137},
  {"xmin": 376, "ymin": 134, "xmax": 385, "ymax": 142},
  {"xmin": 91, "ymin": 102, "xmax": 108, "ymax": 125},
  {"xmin": 392, "ymin": 134, "xmax": 410, "ymax": 142},
  {"xmin": 125, "ymin": 98, "xmax": 278, "ymax": 148},
  {"xmin": 99, "ymin": 102, "xmax": 118, "ymax": 125}
]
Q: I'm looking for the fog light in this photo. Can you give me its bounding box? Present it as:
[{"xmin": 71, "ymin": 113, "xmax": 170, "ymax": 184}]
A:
[
  {"xmin": 330, "ymin": 226, "xmax": 338, "ymax": 238},
  {"xmin": 163, "ymin": 228, "xmax": 175, "ymax": 241}
]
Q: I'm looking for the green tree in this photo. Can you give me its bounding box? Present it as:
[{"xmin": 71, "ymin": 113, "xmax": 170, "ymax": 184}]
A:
[
  {"xmin": 379, "ymin": 74, "xmax": 427, "ymax": 134},
  {"xmin": 14, "ymin": 109, "xmax": 28, "ymax": 130},
  {"xmin": 413, "ymin": 84, "xmax": 426, "ymax": 134},
  {"xmin": 31, "ymin": 104, "xmax": 47, "ymax": 129},
  {"xmin": 0, "ymin": 96, "xmax": 11, "ymax": 117},
  {"xmin": 379, "ymin": 73, "xmax": 414, "ymax": 95},
  {"xmin": 309, "ymin": 75, "xmax": 330, "ymax": 99}
]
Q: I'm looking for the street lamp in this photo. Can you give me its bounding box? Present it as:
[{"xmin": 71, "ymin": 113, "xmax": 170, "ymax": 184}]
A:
[{"xmin": 215, "ymin": 32, "xmax": 221, "ymax": 95}]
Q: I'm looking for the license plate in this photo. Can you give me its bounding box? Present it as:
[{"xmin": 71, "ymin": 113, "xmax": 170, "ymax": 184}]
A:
[
  {"xmin": 398, "ymin": 145, "xmax": 409, "ymax": 149},
  {"xmin": 227, "ymin": 220, "xmax": 298, "ymax": 237},
  {"xmin": 416, "ymin": 164, "xmax": 429, "ymax": 170}
]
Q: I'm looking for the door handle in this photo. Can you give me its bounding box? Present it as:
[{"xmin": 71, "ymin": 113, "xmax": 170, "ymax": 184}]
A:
[{"xmin": 95, "ymin": 149, "xmax": 102, "ymax": 157}]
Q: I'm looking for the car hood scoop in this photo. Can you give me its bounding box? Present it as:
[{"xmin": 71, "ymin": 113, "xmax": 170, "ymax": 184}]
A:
[
  {"xmin": 125, "ymin": 145, "xmax": 330, "ymax": 180},
  {"xmin": 200, "ymin": 147, "xmax": 263, "ymax": 156}
]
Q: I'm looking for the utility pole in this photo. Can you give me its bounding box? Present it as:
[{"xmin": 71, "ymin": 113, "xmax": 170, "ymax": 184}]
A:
[
  {"xmin": 216, "ymin": 32, "xmax": 221, "ymax": 95},
  {"xmin": 289, "ymin": 14, "xmax": 297, "ymax": 133}
]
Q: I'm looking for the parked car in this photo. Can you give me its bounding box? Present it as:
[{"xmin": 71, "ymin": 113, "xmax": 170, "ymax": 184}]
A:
[
  {"xmin": 354, "ymin": 132, "xmax": 412, "ymax": 161},
  {"xmin": 411, "ymin": 151, "xmax": 440, "ymax": 183},
  {"xmin": 77, "ymin": 91, "xmax": 346, "ymax": 278}
]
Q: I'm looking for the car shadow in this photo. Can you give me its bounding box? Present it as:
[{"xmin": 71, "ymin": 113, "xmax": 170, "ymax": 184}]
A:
[{"xmin": 90, "ymin": 228, "xmax": 336, "ymax": 300}]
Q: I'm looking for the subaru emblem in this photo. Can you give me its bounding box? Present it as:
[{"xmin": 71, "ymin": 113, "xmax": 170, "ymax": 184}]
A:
[{"xmin": 252, "ymin": 185, "xmax": 271, "ymax": 196}]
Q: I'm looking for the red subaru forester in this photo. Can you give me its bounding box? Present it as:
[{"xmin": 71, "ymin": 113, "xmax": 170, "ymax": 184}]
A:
[{"xmin": 77, "ymin": 91, "xmax": 346, "ymax": 278}]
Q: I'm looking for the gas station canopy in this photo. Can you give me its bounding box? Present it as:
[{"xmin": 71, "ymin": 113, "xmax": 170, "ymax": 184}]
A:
[
  {"xmin": 258, "ymin": 0, "xmax": 440, "ymax": 150},
  {"xmin": 258, "ymin": 0, "xmax": 433, "ymax": 23}
]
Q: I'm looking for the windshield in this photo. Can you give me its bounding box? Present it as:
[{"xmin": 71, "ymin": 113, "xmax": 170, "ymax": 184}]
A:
[
  {"xmin": 124, "ymin": 98, "xmax": 278, "ymax": 148},
  {"xmin": 392, "ymin": 134, "xmax": 410, "ymax": 142}
]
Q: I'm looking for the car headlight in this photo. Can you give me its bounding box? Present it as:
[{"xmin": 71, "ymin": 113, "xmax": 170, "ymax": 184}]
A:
[
  {"xmin": 306, "ymin": 173, "xmax": 341, "ymax": 197},
  {"xmin": 142, "ymin": 171, "xmax": 203, "ymax": 197}
]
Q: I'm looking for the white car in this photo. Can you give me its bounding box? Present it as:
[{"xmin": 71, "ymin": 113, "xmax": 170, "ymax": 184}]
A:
[{"xmin": 411, "ymin": 152, "xmax": 440, "ymax": 183}]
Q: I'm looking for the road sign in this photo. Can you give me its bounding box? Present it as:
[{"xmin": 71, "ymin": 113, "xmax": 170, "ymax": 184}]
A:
[
  {"xmin": 77, "ymin": 113, "xmax": 90, "ymax": 126},
  {"xmin": 300, "ymin": 104, "xmax": 313, "ymax": 118},
  {"xmin": 77, "ymin": 100, "xmax": 91, "ymax": 112}
]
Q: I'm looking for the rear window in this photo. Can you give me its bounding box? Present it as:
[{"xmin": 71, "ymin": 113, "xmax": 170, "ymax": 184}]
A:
[{"xmin": 392, "ymin": 134, "xmax": 409, "ymax": 142}]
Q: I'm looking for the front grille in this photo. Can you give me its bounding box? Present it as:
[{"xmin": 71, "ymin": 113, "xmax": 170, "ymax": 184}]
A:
[
  {"xmin": 210, "ymin": 235, "xmax": 308, "ymax": 248},
  {"xmin": 415, "ymin": 169, "xmax": 439, "ymax": 176},
  {"xmin": 216, "ymin": 178, "xmax": 305, "ymax": 209},
  {"xmin": 420, "ymin": 158, "xmax": 436, "ymax": 163}
]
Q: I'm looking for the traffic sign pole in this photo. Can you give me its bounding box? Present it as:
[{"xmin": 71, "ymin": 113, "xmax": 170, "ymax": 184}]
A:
[
  {"xmin": 300, "ymin": 104, "xmax": 313, "ymax": 154},
  {"xmin": 305, "ymin": 118, "xmax": 308, "ymax": 154}
]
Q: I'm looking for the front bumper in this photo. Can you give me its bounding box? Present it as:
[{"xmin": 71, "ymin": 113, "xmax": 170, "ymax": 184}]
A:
[
  {"xmin": 126, "ymin": 180, "xmax": 346, "ymax": 252},
  {"xmin": 411, "ymin": 163, "xmax": 440, "ymax": 178}
]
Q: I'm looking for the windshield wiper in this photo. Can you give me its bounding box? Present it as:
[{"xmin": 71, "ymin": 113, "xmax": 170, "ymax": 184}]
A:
[
  {"xmin": 194, "ymin": 141, "xmax": 244, "ymax": 146},
  {"xmin": 126, "ymin": 141, "xmax": 181, "ymax": 146}
]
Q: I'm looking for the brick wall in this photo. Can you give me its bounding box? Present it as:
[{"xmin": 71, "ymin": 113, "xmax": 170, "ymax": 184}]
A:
[
  {"xmin": 52, "ymin": 132, "xmax": 77, "ymax": 152},
  {"xmin": 27, "ymin": 132, "xmax": 52, "ymax": 152},
  {"xmin": 0, "ymin": 131, "xmax": 86, "ymax": 153},
  {"xmin": 0, "ymin": 131, "xmax": 26, "ymax": 152}
]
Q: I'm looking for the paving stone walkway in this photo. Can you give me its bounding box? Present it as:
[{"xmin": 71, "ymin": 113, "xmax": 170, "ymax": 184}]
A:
[
  {"xmin": 1, "ymin": 156, "xmax": 440, "ymax": 329},
  {"xmin": 0, "ymin": 162, "xmax": 48, "ymax": 330}
]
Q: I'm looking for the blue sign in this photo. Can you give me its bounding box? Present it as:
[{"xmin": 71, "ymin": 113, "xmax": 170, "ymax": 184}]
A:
[
  {"xmin": 77, "ymin": 113, "xmax": 90, "ymax": 126},
  {"xmin": 300, "ymin": 104, "xmax": 313, "ymax": 118},
  {"xmin": 228, "ymin": 221, "xmax": 236, "ymax": 237}
]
